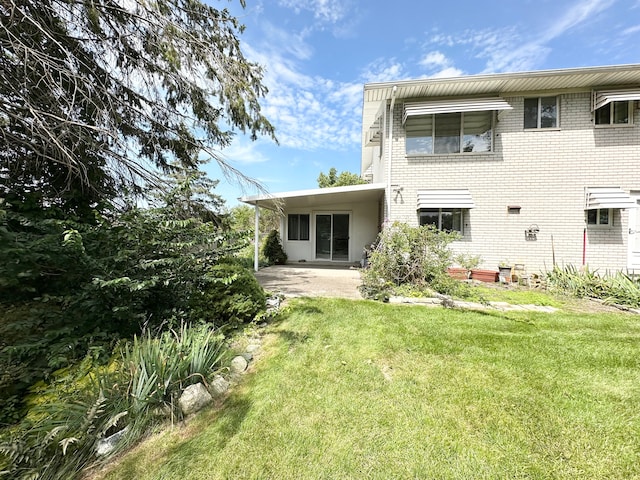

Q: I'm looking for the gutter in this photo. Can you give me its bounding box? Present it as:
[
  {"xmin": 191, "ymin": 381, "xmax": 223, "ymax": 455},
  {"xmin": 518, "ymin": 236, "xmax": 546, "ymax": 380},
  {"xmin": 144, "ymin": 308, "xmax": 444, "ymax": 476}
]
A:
[{"xmin": 385, "ymin": 85, "xmax": 397, "ymax": 223}]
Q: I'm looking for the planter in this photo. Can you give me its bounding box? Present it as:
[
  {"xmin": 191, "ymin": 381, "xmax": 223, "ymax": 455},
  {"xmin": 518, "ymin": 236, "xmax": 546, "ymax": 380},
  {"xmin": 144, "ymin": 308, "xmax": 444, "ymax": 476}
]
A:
[
  {"xmin": 447, "ymin": 267, "xmax": 470, "ymax": 280},
  {"xmin": 498, "ymin": 266, "xmax": 512, "ymax": 283},
  {"xmin": 470, "ymin": 269, "xmax": 499, "ymax": 283}
]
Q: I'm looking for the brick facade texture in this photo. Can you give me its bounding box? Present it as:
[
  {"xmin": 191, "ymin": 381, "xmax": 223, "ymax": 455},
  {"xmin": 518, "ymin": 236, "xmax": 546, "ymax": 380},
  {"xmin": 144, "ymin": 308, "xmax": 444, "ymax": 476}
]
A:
[{"xmin": 375, "ymin": 92, "xmax": 640, "ymax": 272}]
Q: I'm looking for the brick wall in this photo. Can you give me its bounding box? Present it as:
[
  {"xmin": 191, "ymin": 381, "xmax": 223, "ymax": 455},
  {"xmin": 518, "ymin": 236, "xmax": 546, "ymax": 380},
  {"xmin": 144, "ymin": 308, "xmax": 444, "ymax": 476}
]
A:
[{"xmin": 380, "ymin": 92, "xmax": 640, "ymax": 273}]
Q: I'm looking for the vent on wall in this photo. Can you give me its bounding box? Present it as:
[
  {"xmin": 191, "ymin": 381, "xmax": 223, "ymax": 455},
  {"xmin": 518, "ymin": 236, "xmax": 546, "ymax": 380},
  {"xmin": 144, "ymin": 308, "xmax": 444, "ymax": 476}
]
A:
[{"xmin": 507, "ymin": 205, "xmax": 521, "ymax": 214}]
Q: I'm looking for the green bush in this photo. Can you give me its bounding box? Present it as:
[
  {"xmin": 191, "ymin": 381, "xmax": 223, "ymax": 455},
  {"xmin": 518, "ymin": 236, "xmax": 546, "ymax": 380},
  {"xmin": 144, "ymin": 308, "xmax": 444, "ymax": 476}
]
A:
[
  {"xmin": 190, "ymin": 262, "xmax": 266, "ymax": 326},
  {"xmin": 262, "ymin": 230, "xmax": 287, "ymax": 265},
  {"xmin": 360, "ymin": 222, "xmax": 460, "ymax": 299}
]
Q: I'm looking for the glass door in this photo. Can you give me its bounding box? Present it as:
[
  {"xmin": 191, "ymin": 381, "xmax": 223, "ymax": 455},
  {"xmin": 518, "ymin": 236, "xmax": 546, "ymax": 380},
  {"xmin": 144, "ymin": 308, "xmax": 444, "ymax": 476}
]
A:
[
  {"xmin": 332, "ymin": 214, "xmax": 350, "ymax": 261},
  {"xmin": 315, "ymin": 213, "xmax": 350, "ymax": 261}
]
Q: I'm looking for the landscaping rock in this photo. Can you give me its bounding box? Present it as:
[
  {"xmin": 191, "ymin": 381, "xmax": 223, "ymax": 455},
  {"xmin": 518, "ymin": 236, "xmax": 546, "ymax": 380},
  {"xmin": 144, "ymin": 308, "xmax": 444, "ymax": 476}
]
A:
[
  {"xmin": 209, "ymin": 374, "xmax": 230, "ymax": 397},
  {"xmin": 246, "ymin": 343, "xmax": 261, "ymax": 353},
  {"xmin": 230, "ymin": 355, "xmax": 248, "ymax": 374},
  {"xmin": 241, "ymin": 351, "xmax": 253, "ymax": 362},
  {"xmin": 95, "ymin": 426, "xmax": 129, "ymax": 457},
  {"xmin": 179, "ymin": 383, "xmax": 212, "ymax": 416}
]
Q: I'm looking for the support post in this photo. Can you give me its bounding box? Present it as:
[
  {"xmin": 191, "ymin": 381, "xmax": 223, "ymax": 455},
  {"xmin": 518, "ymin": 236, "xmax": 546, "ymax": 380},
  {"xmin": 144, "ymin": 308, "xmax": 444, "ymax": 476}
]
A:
[{"xmin": 254, "ymin": 202, "xmax": 260, "ymax": 272}]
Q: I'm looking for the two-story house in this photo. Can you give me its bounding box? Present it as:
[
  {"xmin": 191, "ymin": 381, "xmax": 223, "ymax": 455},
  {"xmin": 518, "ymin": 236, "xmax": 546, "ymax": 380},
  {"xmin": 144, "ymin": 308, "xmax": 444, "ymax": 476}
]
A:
[{"xmin": 241, "ymin": 64, "xmax": 640, "ymax": 275}]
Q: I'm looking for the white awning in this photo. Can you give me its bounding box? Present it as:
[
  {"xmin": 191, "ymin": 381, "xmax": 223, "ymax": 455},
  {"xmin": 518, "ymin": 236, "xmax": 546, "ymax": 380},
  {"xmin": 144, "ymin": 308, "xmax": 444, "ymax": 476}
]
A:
[
  {"xmin": 585, "ymin": 187, "xmax": 637, "ymax": 210},
  {"xmin": 403, "ymin": 97, "xmax": 512, "ymax": 124},
  {"xmin": 417, "ymin": 189, "xmax": 475, "ymax": 209},
  {"xmin": 592, "ymin": 89, "xmax": 640, "ymax": 111}
]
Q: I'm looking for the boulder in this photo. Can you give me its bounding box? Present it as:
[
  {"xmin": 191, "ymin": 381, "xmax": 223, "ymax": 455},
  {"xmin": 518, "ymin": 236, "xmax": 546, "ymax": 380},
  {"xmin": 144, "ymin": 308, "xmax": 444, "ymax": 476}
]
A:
[
  {"xmin": 230, "ymin": 355, "xmax": 248, "ymax": 374},
  {"xmin": 209, "ymin": 374, "xmax": 230, "ymax": 397},
  {"xmin": 95, "ymin": 426, "xmax": 129, "ymax": 457},
  {"xmin": 179, "ymin": 383, "xmax": 212, "ymax": 416}
]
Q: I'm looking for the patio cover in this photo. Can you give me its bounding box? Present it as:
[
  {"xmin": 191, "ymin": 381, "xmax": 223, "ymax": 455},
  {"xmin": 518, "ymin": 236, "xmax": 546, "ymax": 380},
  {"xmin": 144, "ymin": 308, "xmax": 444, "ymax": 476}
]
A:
[
  {"xmin": 239, "ymin": 183, "xmax": 386, "ymax": 210},
  {"xmin": 240, "ymin": 183, "xmax": 386, "ymax": 270}
]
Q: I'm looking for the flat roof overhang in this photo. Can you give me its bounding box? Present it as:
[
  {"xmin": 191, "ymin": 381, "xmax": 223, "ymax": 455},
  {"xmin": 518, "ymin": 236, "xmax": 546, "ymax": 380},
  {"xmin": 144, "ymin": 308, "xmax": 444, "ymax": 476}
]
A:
[{"xmin": 239, "ymin": 183, "xmax": 386, "ymax": 211}]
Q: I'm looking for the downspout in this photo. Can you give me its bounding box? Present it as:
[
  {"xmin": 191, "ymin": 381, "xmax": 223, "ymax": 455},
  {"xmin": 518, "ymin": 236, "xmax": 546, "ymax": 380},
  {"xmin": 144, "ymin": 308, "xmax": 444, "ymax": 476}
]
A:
[
  {"xmin": 385, "ymin": 85, "xmax": 397, "ymax": 223},
  {"xmin": 254, "ymin": 201, "xmax": 260, "ymax": 272}
]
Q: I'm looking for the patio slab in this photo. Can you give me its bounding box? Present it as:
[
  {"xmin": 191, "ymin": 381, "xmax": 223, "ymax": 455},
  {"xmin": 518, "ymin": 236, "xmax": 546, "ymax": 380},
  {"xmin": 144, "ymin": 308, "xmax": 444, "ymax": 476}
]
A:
[{"xmin": 254, "ymin": 263, "xmax": 363, "ymax": 299}]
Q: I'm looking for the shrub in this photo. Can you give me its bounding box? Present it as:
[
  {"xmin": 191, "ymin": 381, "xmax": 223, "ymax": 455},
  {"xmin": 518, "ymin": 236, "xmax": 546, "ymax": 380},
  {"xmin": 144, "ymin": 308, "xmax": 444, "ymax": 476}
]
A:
[
  {"xmin": 190, "ymin": 262, "xmax": 267, "ymax": 326},
  {"xmin": 262, "ymin": 230, "xmax": 287, "ymax": 265},
  {"xmin": 360, "ymin": 223, "xmax": 460, "ymax": 299}
]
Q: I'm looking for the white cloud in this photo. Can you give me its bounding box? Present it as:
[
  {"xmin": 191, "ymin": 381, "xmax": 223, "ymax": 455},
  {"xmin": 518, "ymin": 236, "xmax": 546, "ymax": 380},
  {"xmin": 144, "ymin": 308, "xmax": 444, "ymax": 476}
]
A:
[
  {"xmin": 429, "ymin": 67, "xmax": 464, "ymax": 79},
  {"xmin": 622, "ymin": 24, "xmax": 640, "ymax": 35},
  {"xmin": 278, "ymin": 0, "xmax": 351, "ymax": 24},
  {"xmin": 419, "ymin": 51, "xmax": 449, "ymax": 68},
  {"xmin": 361, "ymin": 58, "xmax": 407, "ymax": 83},
  {"xmin": 425, "ymin": 0, "xmax": 616, "ymax": 73},
  {"xmin": 221, "ymin": 141, "xmax": 270, "ymax": 164},
  {"xmin": 242, "ymin": 24, "xmax": 363, "ymax": 152}
]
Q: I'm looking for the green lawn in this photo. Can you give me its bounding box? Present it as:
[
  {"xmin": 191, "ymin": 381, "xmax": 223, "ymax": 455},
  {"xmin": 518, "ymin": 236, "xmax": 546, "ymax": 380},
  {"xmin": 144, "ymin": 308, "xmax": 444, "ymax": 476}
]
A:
[{"xmin": 93, "ymin": 298, "xmax": 640, "ymax": 480}]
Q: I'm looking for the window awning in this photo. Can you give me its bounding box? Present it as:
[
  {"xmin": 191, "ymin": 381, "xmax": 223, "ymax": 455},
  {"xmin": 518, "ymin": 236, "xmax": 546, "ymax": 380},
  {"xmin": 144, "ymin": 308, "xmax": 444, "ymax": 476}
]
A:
[
  {"xmin": 417, "ymin": 189, "xmax": 475, "ymax": 209},
  {"xmin": 584, "ymin": 187, "xmax": 637, "ymax": 210},
  {"xmin": 403, "ymin": 97, "xmax": 512, "ymax": 124},
  {"xmin": 592, "ymin": 89, "xmax": 640, "ymax": 111}
]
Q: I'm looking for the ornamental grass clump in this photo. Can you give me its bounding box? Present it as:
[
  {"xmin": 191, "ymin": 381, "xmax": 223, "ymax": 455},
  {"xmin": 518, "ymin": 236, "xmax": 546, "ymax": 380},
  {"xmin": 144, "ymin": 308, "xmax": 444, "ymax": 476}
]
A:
[
  {"xmin": 0, "ymin": 323, "xmax": 227, "ymax": 480},
  {"xmin": 545, "ymin": 264, "xmax": 640, "ymax": 307}
]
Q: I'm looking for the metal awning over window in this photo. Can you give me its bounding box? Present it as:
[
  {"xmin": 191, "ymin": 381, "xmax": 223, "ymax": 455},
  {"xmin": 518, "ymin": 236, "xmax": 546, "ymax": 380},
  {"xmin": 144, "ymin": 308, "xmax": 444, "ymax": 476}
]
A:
[
  {"xmin": 403, "ymin": 97, "xmax": 512, "ymax": 124},
  {"xmin": 417, "ymin": 189, "xmax": 475, "ymax": 209},
  {"xmin": 585, "ymin": 187, "xmax": 637, "ymax": 209},
  {"xmin": 592, "ymin": 89, "xmax": 640, "ymax": 111}
]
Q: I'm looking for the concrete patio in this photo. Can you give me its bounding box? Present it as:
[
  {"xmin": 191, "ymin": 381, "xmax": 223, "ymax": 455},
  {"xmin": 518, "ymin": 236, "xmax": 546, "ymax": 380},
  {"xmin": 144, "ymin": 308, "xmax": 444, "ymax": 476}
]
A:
[{"xmin": 254, "ymin": 263, "xmax": 363, "ymax": 299}]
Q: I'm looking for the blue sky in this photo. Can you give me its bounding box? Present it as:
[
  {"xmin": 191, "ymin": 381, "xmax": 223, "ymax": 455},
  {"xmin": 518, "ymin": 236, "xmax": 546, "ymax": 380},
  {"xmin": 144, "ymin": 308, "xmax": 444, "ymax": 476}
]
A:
[{"xmin": 205, "ymin": 0, "xmax": 640, "ymax": 206}]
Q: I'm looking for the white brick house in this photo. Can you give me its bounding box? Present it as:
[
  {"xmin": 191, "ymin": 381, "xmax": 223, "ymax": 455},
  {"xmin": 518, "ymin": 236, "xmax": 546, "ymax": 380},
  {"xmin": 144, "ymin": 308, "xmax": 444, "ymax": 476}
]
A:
[{"xmin": 241, "ymin": 64, "xmax": 640, "ymax": 275}]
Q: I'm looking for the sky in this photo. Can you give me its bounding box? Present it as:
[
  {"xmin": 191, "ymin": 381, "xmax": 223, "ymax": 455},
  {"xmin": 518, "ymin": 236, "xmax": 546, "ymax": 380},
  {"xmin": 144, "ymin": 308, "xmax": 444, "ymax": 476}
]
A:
[{"xmin": 204, "ymin": 0, "xmax": 640, "ymax": 207}]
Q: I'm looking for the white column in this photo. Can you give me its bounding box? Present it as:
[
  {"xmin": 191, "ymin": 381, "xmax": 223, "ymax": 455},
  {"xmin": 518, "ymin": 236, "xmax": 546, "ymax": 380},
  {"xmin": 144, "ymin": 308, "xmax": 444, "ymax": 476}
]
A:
[{"xmin": 254, "ymin": 202, "xmax": 260, "ymax": 271}]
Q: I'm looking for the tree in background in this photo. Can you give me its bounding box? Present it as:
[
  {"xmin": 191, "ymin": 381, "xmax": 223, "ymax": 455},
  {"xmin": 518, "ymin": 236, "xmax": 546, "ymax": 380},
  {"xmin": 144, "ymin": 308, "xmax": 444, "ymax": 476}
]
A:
[
  {"xmin": 229, "ymin": 204, "xmax": 281, "ymax": 236},
  {"xmin": 317, "ymin": 167, "xmax": 366, "ymax": 188}
]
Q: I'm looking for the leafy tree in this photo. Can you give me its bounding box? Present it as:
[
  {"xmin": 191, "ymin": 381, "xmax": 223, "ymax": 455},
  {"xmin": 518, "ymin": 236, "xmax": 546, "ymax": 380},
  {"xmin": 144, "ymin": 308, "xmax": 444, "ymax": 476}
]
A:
[
  {"xmin": 0, "ymin": 0, "xmax": 276, "ymax": 211},
  {"xmin": 229, "ymin": 204, "xmax": 280, "ymax": 236},
  {"xmin": 317, "ymin": 167, "xmax": 366, "ymax": 188}
]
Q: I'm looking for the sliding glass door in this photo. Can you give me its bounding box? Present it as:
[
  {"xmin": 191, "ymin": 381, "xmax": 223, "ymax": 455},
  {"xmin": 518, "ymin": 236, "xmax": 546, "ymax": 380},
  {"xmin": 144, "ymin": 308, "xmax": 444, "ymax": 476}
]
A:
[{"xmin": 315, "ymin": 213, "xmax": 350, "ymax": 261}]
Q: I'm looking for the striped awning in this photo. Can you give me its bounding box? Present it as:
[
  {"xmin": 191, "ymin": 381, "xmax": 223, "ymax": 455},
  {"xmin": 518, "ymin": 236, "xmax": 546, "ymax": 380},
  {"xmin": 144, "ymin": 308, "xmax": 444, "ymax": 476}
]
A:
[
  {"xmin": 584, "ymin": 187, "xmax": 637, "ymax": 210},
  {"xmin": 403, "ymin": 97, "xmax": 512, "ymax": 123},
  {"xmin": 417, "ymin": 189, "xmax": 475, "ymax": 209},
  {"xmin": 592, "ymin": 89, "xmax": 640, "ymax": 111}
]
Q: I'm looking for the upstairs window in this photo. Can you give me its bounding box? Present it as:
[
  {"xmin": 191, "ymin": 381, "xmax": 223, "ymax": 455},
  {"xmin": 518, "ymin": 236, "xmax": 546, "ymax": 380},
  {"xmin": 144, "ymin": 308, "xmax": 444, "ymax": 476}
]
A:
[
  {"xmin": 524, "ymin": 97, "xmax": 558, "ymax": 129},
  {"xmin": 595, "ymin": 101, "xmax": 632, "ymax": 125},
  {"xmin": 405, "ymin": 111, "xmax": 493, "ymax": 155},
  {"xmin": 287, "ymin": 214, "xmax": 310, "ymax": 240}
]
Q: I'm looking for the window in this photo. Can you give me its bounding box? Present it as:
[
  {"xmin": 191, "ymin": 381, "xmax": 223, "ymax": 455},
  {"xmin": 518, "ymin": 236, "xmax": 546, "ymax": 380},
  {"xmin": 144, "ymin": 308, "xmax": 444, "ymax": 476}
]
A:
[
  {"xmin": 405, "ymin": 111, "xmax": 493, "ymax": 155},
  {"xmin": 419, "ymin": 208, "xmax": 463, "ymax": 232},
  {"xmin": 586, "ymin": 209, "xmax": 611, "ymax": 226},
  {"xmin": 287, "ymin": 214, "xmax": 310, "ymax": 240},
  {"xmin": 524, "ymin": 97, "xmax": 558, "ymax": 129},
  {"xmin": 595, "ymin": 101, "xmax": 632, "ymax": 125}
]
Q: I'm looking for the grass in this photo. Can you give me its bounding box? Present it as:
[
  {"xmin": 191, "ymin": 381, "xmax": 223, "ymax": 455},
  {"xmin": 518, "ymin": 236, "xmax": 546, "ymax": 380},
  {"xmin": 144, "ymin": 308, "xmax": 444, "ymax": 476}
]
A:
[
  {"xmin": 91, "ymin": 298, "xmax": 640, "ymax": 480},
  {"xmin": 463, "ymin": 284, "xmax": 564, "ymax": 307}
]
